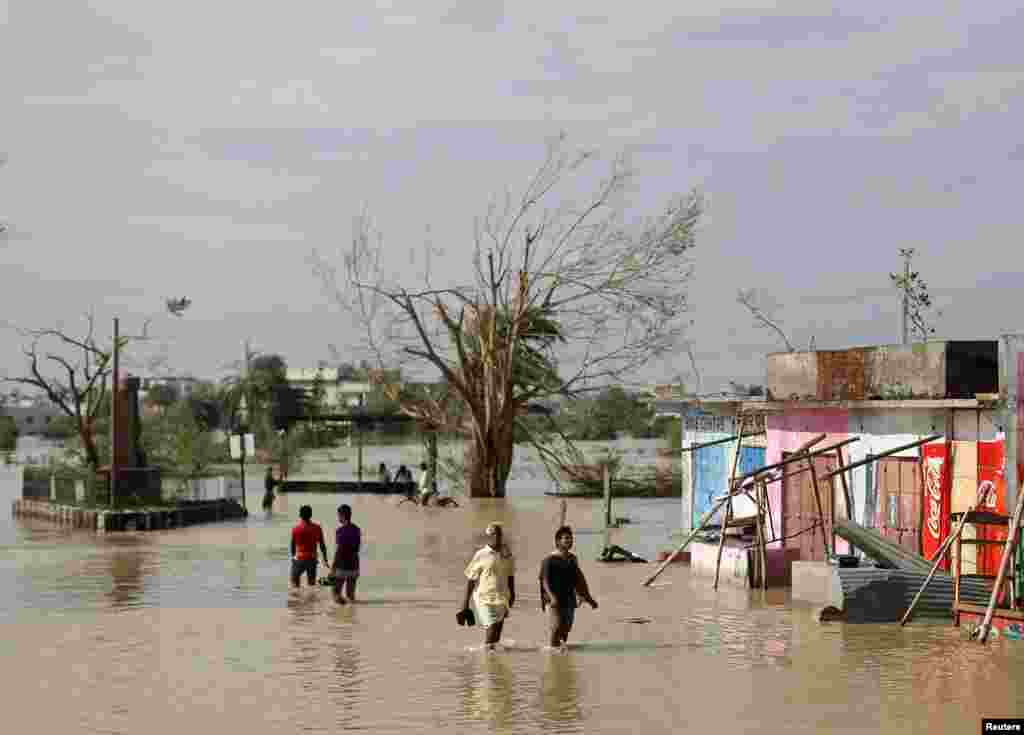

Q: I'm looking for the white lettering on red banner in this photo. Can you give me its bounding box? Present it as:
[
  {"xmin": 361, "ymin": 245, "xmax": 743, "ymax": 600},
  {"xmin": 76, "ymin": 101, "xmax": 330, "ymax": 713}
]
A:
[{"xmin": 925, "ymin": 456, "xmax": 944, "ymax": 541}]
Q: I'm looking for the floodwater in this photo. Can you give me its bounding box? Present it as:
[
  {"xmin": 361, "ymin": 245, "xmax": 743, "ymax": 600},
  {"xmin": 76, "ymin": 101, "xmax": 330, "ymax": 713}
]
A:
[{"xmin": 1, "ymin": 461, "xmax": 1022, "ymax": 733}]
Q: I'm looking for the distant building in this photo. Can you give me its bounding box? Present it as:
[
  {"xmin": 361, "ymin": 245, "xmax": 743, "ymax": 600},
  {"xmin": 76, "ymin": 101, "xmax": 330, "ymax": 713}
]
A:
[
  {"xmin": 1, "ymin": 403, "xmax": 63, "ymax": 435},
  {"xmin": 285, "ymin": 367, "xmax": 403, "ymax": 410},
  {"xmin": 140, "ymin": 376, "xmax": 200, "ymax": 401}
]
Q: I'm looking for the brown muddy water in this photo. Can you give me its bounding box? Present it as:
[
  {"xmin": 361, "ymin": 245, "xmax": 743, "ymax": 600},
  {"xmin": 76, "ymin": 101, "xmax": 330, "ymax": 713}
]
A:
[{"xmin": 1, "ymin": 485, "xmax": 1021, "ymax": 734}]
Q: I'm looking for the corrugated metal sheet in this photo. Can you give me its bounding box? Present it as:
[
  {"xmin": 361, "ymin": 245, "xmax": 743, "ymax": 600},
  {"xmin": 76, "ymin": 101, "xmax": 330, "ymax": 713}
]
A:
[{"xmin": 837, "ymin": 566, "xmax": 993, "ymax": 622}]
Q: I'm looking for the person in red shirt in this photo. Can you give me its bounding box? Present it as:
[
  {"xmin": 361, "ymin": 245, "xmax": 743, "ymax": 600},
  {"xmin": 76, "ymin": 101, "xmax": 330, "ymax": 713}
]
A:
[{"xmin": 290, "ymin": 505, "xmax": 328, "ymax": 588}]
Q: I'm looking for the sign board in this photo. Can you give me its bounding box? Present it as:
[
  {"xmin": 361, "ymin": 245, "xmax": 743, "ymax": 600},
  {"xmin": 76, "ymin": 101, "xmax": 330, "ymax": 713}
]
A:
[{"xmin": 229, "ymin": 433, "xmax": 256, "ymax": 460}]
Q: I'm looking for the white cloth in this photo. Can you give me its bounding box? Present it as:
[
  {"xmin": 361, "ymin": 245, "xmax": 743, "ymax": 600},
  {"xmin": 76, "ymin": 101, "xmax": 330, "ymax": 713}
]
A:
[
  {"xmin": 418, "ymin": 467, "xmax": 434, "ymax": 494},
  {"xmin": 464, "ymin": 544, "xmax": 516, "ymax": 607}
]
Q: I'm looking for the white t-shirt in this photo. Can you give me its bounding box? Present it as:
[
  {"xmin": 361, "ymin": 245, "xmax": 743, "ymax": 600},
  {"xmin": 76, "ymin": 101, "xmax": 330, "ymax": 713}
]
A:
[
  {"xmin": 464, "ymin": 545, "xmax": 516, "ymax": 607},
  {"xmin": 418, "ymin": 467, "xmax": 434, "ymax": 494}
]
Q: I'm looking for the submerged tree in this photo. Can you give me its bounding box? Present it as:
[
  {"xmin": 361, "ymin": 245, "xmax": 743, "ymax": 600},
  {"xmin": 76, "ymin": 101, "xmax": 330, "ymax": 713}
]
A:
[{"xmin": 312, "ymin": 134, "xmax": 702, "ymax": 497}]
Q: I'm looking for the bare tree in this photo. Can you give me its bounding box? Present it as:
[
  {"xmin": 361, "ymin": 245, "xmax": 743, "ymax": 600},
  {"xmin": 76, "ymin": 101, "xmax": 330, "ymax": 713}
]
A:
[
  {"xmin": 311, "ymin": 133, "xmax": 702, "ymax": 497},
  {"xmin": 2, "ymin": 312, "xmax": 154, "ymax": 470},
  {"xmin": 737, "ymin": 288, "xmax": 796, "ymax": 352}
]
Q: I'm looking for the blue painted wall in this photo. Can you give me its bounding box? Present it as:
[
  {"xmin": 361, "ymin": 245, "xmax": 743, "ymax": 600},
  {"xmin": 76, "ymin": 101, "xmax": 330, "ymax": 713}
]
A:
[{"xmin": 692, "ymin": 444, "xmax": 765, "ymax": 525}]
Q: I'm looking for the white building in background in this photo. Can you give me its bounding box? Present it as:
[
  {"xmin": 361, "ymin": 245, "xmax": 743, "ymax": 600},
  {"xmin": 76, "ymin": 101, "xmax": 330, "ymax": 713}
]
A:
[
  {"xmin": 285, "ymin": 368, "xmax": 373, "ymax": 410},
  {"xmin": 139, "ymin": 376, "xmax": 200, "ymax": 401}
]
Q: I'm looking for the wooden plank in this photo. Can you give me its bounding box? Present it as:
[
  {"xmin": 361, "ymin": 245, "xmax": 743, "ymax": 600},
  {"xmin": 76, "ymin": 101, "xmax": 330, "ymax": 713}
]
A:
[
  {"xmin": 715, "ymin": 416, "xmax": 747, "ymax": 590},
  {"xmin": 902, "ymin": 482, "xmax": 994, "ymax": 625},
  {"xmin": 974, "ymin": 482, "xmax": 1024, "ymax": 642},
  {"xmin": 642, "ymin": 493, "xmax": 733, "ymax": 586}
]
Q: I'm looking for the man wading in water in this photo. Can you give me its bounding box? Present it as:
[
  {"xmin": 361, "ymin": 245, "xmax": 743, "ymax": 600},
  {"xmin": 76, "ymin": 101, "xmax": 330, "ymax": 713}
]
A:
[
  {"xmin": 262, "ymin": 466, "xmax": 277, "ymax": 512},
  {"xmin": 290, "ymin": 505, "xmax": 328, "ymax": 588},
  {"xmin": 332, "ymin": 504, "xmax": 361, "ymax": 605},
  {"xmin": 461, "ymin": 522, "xmax": 516, "ymax": 650},
  {"xmin": 540, "ymin": 525, "xmax": 598, "ymax": 649}
]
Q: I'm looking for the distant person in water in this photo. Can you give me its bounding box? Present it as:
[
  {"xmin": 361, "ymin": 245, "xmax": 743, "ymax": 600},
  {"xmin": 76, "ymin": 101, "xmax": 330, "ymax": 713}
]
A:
[
  {"xmin": 290, "ymin": 505, "xmax": 328, "ymax": 588},
  {"xmin": 332, "ymin": 504, "xmax": 361, "ymax": 605},
  {"xmin": 462, "ymin": 522, "xmax": 516, "ymax": 649},
  {"xmin": 378, "ymin": 462, "xmax": 392, "ymax": 485},
  {"xmin": 540, "ymin": 525, "xmax": 598, "ymax": 648},
  {"xmin": 418, "ymin": 462, "xmax": 438, "ymax": 506},
  {"xmin": 262, "ymin": 466, "xmax": 277, "ymax": 511},
  {"xmin": 394, "ymin": 465, "xmax": 413, "ymax": 484}
]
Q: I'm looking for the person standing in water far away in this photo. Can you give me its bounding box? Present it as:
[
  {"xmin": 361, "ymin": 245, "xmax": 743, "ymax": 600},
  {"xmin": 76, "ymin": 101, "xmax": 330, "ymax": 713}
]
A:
[
  {"xmin": 262, "ymin": 466, "xmax": 277, "ymax": 512},
  {"xmin": 540, "ymin": 525, "xmax": 598, "ymax": 648},
  {"xmin": 378, "ymin": 462, "xmax": 392, "ymax": 485},
  {"xmin": 290, "ymin": 505, "xmax": 328, "ymax": 588},
  {"xmin": 418, "ymin": 462, "xmax": 437, "ymax": 506},
  {"xmin": 462, "ymin": 522, "xmax": 516, "ymax": 649},
  {"xmin": 332, "ymin": 504, "xmax": 361, "ymax": 605}
]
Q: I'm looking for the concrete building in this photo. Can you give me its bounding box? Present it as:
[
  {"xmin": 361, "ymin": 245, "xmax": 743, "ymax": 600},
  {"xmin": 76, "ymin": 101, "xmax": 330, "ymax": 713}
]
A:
[
  {"xmin": 762, "ymin": 339, "xmax": 1010, "ymax": 576},
  {"xmin": 1, "ymin": 403, "xmax": 63, "ymax": 435}
]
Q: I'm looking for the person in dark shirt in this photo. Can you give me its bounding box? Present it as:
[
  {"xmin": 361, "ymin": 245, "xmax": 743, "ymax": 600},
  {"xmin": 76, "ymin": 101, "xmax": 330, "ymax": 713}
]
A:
[
  {"xmin": 290, "ymin": 505, "xmax": 328, "ymax": 588},
  {"xmin": 332, "ymin": 504, "xmax": 362, "ymax": 605},
  {"xmin": 262, "ymin": 466, "xmax": 277, "ymax": 512},
  {"xmin": 539, "ymin": 525, "xmax": 597, "ymax": 648}
]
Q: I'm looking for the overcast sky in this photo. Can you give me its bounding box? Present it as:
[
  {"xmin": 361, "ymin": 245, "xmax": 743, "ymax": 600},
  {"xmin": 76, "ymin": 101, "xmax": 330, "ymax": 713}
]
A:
[{"xmin": 2, "ymin": 1, "xmax": 1023, "ymax": 393}]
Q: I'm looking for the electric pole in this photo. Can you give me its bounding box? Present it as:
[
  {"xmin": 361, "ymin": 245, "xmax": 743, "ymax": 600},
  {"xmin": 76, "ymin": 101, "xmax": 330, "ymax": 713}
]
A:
[{"xmin": 899, "ymin": 248, "xmax": 914, "ymax": 345}]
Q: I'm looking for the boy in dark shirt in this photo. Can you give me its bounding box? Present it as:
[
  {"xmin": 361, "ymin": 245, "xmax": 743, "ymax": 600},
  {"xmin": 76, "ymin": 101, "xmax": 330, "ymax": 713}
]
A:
[
  {"xmin": 539, "ymin": 525, "xmax": 598, "ymax": 648},
  {"xmin": 332, "ymin": 504, "xmax": 361, "ymax": 605}
]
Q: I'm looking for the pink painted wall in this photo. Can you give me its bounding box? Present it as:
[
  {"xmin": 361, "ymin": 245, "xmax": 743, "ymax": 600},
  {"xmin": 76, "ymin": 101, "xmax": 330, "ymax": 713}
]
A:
[{"xmin": 765, "ymin": 409, "xmax": 850, "ymax": 549}]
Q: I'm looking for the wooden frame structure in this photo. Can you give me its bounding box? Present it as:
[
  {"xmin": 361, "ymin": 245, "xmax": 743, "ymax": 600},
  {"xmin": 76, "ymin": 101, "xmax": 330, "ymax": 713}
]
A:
[
  {"xmin": 960, "ymin": 482, "xmax": 1024, "ymax": 643},
  {"xmin": 643, "ymin": 430, "xmax": 944, "ymax": 589}
]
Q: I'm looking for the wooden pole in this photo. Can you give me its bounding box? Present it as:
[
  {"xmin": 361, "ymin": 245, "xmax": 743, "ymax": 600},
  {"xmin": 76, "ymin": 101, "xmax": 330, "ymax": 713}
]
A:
[
  {"xmin": 715, "ymin": 416, "xmax": 747, "ymax": 590},
  {"xmin": 110, "ymin": 317, "xmax": 119, "ymax": 509},
  {"xmin": 603, "ymin": 464, "xmax": 612, "ymax": 530},
  {"xmin": 643, "ymin": 492, "xmax": 732, "ymax": 586},
  {"xmin": 835, "ymin": 447, "xmax": 853, "ymax": 521},
  {"xmin": 975, "ymin": 481, "xmax": 1024, "ymax": 643},
  {"xmin": 758, "ymin": 480, "xmax": 769, "ymax": 590},
  {"xmin": 815, "ymin": 435, "xmax": 943, "ymax": 484},
  {"xmin": 642, "ymin": 433, "xmax": 828, "ymax": 589},
  {"xmin": 901, "ymin": 482, "xmax": 993, "ymax": 626},
  {"xmin": 808, "ymin": 455, "xmax": 831, "ymax": 559}
]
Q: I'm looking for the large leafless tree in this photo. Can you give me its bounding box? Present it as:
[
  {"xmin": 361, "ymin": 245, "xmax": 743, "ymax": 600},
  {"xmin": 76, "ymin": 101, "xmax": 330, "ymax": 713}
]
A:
[
  {"xmin": 312, "ymin": 134, "xmax": 702, "ymax": 497},
  {"xmin": 3, "ymin": 305, "xmax": 182, "ymax": 471}
]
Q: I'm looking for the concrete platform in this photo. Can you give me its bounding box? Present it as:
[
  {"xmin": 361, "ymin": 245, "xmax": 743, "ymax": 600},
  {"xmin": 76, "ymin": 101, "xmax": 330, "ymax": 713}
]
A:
[
  {"xmin": 791, "ymin": 561, "xmax": 844, "ymax": 607},
  {"xmin": 11, "ymin": 498, "xmax": 247, "ymax": 531}
]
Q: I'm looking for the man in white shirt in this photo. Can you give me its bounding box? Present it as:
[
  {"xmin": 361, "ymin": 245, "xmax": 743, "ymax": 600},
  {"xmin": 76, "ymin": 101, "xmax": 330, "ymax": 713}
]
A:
[
  {"xmin": 418, "ymin": 462, "xmax": 438, "ymax": 506},
  {"xmin": 461, "ymin": 522, "xmax": 516, "ymax": 649}
]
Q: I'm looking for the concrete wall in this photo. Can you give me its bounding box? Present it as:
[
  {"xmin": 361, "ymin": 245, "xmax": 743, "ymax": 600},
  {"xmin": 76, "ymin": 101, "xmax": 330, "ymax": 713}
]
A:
[
  {"xmin": 766, "ymin": 352, "xmax": 817, "ymax": 401},
  {"xmin": 764, "ymin": 408, "xmax": 849, "ymax": 549},
  {"xmin": 863, "ymin": 343, "xmax": 946, "ymax": 399},
  {"xmin": 767, "ymin": 342, "xmax": 972, "ymax": 401}
]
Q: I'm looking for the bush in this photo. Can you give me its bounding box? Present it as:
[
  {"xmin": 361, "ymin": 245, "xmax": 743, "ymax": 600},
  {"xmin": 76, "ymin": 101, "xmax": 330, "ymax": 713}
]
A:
[{"xmin": 0, "ymin": 414, "xmax": 17, "ymax": 451}]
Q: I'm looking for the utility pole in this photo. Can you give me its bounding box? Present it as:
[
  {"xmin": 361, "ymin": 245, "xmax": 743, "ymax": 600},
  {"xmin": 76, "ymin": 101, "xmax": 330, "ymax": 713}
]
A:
[
  {"xmin": 899, "ymin": 248, "xmax": 914, "ymax": 345},
  {"xmin": 111, "ymin": 317, "xmax": 119, "ymax": 508}
]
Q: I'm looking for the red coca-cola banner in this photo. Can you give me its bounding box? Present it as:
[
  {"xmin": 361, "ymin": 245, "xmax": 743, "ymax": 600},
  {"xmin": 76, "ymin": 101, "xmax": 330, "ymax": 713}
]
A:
[
  {"xmin": 977, "ymin": 440, "xmax": 1007, "ymax": 577},
  {"xmin": 921, "ymin": 442, "xmax": 952, "ymax": 570}
]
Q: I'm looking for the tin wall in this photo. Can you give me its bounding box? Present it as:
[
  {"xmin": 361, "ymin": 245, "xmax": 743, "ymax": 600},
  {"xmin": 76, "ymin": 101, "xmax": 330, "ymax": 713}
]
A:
[
  {"xmin": 766, "ymin": 341, "xmax": 993, "ymax": 401},
  {"xmin": 767, "ymin": 405, "xmax": 1005, "ymax": 568}
]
